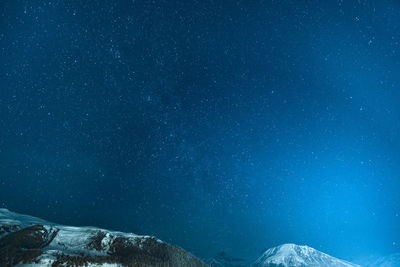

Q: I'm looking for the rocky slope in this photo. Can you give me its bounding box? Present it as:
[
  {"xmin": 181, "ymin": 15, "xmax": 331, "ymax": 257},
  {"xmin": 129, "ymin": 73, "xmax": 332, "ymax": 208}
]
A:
[
  {"xmin": 0, "ymin": 208, "xmax": 208, "ymax": 267},
  {"xmin": 251, "ymin": 244, "xmax": 360, "ymax": 267}
]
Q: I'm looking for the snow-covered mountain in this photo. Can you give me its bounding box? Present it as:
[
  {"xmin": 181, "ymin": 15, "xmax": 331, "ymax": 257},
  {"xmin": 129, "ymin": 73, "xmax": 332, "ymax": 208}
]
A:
[
  {"xmin": 0, "ymin": 208, "xmax": 208, "ymax": 267},
  {"xmin": 251, "ymin": 244, "xmax": 360, "ymax": 267},
  {"xmin": 4, "ymin": 208, "xmax": 397, "ymax": 267}
]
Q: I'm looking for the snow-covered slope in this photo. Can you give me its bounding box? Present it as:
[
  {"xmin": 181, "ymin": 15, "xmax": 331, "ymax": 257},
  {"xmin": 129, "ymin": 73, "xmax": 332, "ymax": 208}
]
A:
[
  {"xmin": 0, "ymin": 208, "xmax": 208, "ymax": 267},
  {"xmin": 252, "ymin": 244, "xmax": 360, "ymax": 267}
]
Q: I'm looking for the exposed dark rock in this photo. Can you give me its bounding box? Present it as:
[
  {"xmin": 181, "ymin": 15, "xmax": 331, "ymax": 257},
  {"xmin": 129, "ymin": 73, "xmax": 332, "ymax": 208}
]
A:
[
  {"xmin": 0, "ymin": 224, "xmax": 58, "ymax": 266},
  {"xmin": 0, "ymin": 209, "xmax": 209, "ymax": 267},
  {"xmin": 86, "ymin": 230, "xmax": 108, "ymax": 251},
  {"xmin": 0, "ymin": 224, "xmax": 20, "ymax": 237}
]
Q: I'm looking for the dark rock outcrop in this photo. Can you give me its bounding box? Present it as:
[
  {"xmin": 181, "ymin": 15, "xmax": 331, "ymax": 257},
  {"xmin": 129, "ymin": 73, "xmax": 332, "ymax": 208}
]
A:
[{"xmin": 0, "ymin": 209, "xmax": 209, "ymax": 267}]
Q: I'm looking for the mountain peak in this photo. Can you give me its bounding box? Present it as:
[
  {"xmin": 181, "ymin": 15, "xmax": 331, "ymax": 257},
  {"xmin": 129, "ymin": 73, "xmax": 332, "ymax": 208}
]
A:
[{"xmin": 252, "ymin": 243, "xmax": 360, "ymax": 267}]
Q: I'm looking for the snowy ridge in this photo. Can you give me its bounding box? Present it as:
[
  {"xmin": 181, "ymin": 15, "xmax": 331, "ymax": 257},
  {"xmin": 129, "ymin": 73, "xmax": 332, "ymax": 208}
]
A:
[
  {"xmin": 0, "ymin": 208, "xmax": 152, "ymax": 256},
  {"xmin": 0, "ymin": 209, "xmax": 376, "ymax": 267},
  {"xmin": 0, "ymin": 208, "xmax": 49, "ymax": 230},
  {"xmin": 0, "ymin": 208, "xmax": 208, "ymax": 267},
  {"xmin": 252, "ymin": 244, "xmax": 360, "ymax": 267}
]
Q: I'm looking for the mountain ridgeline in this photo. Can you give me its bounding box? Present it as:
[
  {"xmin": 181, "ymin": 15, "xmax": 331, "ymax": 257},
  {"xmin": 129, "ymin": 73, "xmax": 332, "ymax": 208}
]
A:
[
  {"xmin": 0, "ymin": 209, "xmax": 398, "ymax": 267},
  {"xmin": 0, "ymin": 209, "xmax": 208, "ymax": 267}
]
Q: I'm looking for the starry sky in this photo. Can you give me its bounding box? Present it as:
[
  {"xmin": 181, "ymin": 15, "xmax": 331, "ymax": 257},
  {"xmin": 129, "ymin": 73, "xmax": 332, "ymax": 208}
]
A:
[{"xmin": 1, "ymin": 0, "xmax": 400, "ymax": 263}]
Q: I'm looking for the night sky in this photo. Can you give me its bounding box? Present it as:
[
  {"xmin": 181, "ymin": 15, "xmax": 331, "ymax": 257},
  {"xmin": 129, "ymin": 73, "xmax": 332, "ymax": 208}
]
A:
[{"xmin": 1, "ymin": 0, "xmax": 400, "ymax": 263}]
